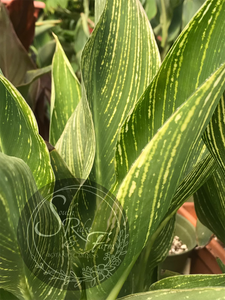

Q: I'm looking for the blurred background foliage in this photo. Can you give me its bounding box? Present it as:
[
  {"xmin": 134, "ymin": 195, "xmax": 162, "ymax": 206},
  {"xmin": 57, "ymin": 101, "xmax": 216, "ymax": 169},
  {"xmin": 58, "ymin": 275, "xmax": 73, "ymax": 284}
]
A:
[{"xmin": 0, "ymin": 0, "xmax": 207, "ymax": 140}]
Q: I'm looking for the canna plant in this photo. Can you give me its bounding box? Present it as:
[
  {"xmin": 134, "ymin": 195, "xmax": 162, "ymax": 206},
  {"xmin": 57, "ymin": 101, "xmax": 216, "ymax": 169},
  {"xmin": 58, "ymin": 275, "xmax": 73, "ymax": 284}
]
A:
[{"xmin": 0, "ymin": 0, "xmax": 225, "ymax": 300}]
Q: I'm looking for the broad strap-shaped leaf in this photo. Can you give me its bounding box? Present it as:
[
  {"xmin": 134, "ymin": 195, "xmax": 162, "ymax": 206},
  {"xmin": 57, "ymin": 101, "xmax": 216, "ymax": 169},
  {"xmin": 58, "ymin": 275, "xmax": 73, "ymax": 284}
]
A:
[
  {"xmin": 150, "ymin": 274, "xmax": 225, "ymax": 290},
  {"xmin": 85, "ymin": 64, "xmax": 225, "ymax": 300},
  {"xmin": 193, "ymin": 167, "xmax": 225, "ymax": 244},
  {"xmin": 0, "ymin": 74, "xmax": 54, "ymax": 192},
  {"xmin": 82, "ymin": 0, "xmax": 161, "ymax": 190},
  {"xmin": 116, "ymin": 63, "xmax": 225, "ymax": 253},
  {"xmin": 203, "ymin": 93, "xmax": 225, "ymax": 175},
  {"xmin": 0, "ymin": 152, "xmax": 69, "ymax": 300},
  {"xmin": 55, "ymin": 85, "xmax": 95, "ymax": 180},
  {"xmin": 0, "ymin": 3, "xmax": 35, "ymax": 87},
  {"xmin": 118, "ymin": 288, "xmax": 225, "ymax": 300},
  {"xmin": 50, "ymin": 35, "xmax": 81, "ymax": 146},
  {"xmin": 114, "ymin": 0, "xmax": 225, "ymax": 187}
]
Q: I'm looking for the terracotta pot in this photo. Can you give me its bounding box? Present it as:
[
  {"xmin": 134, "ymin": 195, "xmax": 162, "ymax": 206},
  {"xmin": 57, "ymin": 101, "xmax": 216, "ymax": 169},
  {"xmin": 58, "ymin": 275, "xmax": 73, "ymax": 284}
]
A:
[{"xmin": 178, "ymin": 202, "xmax": 225, "ymax": 274}]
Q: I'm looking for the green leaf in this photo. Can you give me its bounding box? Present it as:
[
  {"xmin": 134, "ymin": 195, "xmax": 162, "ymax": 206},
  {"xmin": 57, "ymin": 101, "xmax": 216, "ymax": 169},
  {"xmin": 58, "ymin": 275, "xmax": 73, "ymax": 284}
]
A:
[
  {"xmin": 35, "ymin": 20, "xmax": 61, "ymax": 37},
  {"xmin": 0, "ymin": 289, "xmax": 19, "ymax": 300},
  {"xmin": 203, "ymin": 93, "xmax": 225, "ymax": 175},
  {"xmin": 196, "ymin": 218, "xmax": 213, "ymax": 247},
  {"xmin": 217, "ymin": 258, "xmax": 225, "ymax": 273},
  {"xmin": 50, "ymin": 35, "xmax": 81, "ymax": 146},
  {"xmin": 118, "ymin": 216, "xmax": 176, "ymax": 297},
  {"xmin": 144, "ymin": 0, "xmax": 157, "ymax": 20},
  {"xmin": 95, "ymin": 0, "xmax": 106, "ymax": 24},
  {"xmin": 165, "ymin": 147, "xmax": 216, "ymax": 219},
  {"xmin": 0, "ymin": 74, "xmax": 54, "ymax": 192},
  {"xmin": 21, "ymin": 65, "xmax": 52, "ymax": 86},
  {"xmin": 194, "ymin": 167, "xmax": 225, "ymax": 244},
  {"xmin": 182, "ymin": 0, "xmax": 207, "ymax": 28},
  {"xmin": 0, "ymin": 3, "xmax": 35, "ymax": 86},
  {"xmin": 82, "ymin": 0, "xmax": 161, "ymax": 190},
  {"xmin": 118, "ymin": 288, "xmax": 225, "ymax": 300},
  {"xmin": 0, "ymin": 152, "xmax": 68, "ymax": 300},
  {"xmin": 150, "ymin": 274, "xmax": 225, "ymax": 290}
]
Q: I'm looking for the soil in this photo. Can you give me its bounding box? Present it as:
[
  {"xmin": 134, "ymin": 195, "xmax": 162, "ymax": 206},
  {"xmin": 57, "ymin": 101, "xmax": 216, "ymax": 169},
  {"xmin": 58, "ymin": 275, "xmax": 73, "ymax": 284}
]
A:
[{"xmin": 169, "ymin": 235, "xmax": 188, "ymax": 254}]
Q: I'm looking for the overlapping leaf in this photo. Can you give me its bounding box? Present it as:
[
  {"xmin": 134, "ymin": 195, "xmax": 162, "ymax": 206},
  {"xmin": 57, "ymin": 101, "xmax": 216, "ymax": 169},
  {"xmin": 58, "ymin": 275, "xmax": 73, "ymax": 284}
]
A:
[
  {"xmin": 0, "ymin": 152, "xmax": 69, "ymax": 300},
  {"xmin": 86, "ymin": 64, "xmax": 225, "ymax": 300},
  {"xmin": 50, "ymin": 35, "xmax": 81, "ymax": 146},
  {"xmin": 82, "ymin": 0, "xmax": 161, "ymax": 190},
  {"xmin": 114, "ymin": 0, "xmax": 225, "ymax": 188},
  {"xmin": 203, "ymin": 93, "xmax": 225, "ymax": 175},
  {"xmin": 55, "ymin": 85, "xmax": 95, "ymax": 180},
  {"xmin": 194, "ymin": 167, "xmax": 225, "ymax": 244},
  {"xmin": 150, "ymin": 274, "xmax": 225, "ymax": 290},
  {"xmin": 118, "ymin": 216, "xmax": 176, "ymax": 297},
  {"xmin": 0, "ymin": 74, "xmax": 54, "ymax": 192},
  {"xmin": 118, "ymin": 288, "xmax": 225, "ymax": 300},
  {"xmin": 0, "ymin": 3, "xmax": 35, "ymax": 86}
]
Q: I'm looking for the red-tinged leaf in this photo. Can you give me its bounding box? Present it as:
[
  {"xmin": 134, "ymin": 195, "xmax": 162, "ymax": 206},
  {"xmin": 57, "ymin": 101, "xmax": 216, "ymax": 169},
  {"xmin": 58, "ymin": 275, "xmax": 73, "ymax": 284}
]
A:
[
  {"xmin": 0, "ymin": 2, "xmax": 35, "ymax": 86},
  {"xmin": 4, "ymin": 0, "xmax": 35, "ymax": 51}
]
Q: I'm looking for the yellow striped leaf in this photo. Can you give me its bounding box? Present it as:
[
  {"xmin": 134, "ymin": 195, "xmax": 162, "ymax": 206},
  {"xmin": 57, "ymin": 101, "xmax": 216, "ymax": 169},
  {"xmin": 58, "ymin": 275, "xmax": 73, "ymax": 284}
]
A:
[
  {"xmin": 114, "ymin": 0, "xmax": 225, "ymax": 186},
  {"xmin": 118, "ymin": 288, "xmax": 225, "ymax": 300},
  {"xmin": 116, "ymin": 64, "xmax": 225, "ymax": 262},
  {"xmin": 86, "ymin": 63, "xmax": 225, "ymax": 300},
  {"xmin": 0, "ymin": 74, "xmax": 54, "ymax": 192},
  {"xmin": 0, "ymin": 152, "xmax": 69, "ymax": 300},
  {"xmin": 118, "ymin": 216, "xmax": 176, "ymax": 297},
  {"xmin": 203, "ymin": 93, "xmax": 225, "ymax": 175},
  {"xmin": 55, "ymin": 85, "xmax": 95, "ymax": 180},
  {"xmin": 194, "ymin": 167, "xmax": 225, "ymax": 244},
  {"xmin": 50, "ymin": 35, "xmax": 81, "ymax": 146},
  {"xmin": 82, "ymin": 0, "xmax": 161, "ymax": 190},
  {"xmin": 150, "ymin": 274, "xmax": 225, "ymax": 290}
]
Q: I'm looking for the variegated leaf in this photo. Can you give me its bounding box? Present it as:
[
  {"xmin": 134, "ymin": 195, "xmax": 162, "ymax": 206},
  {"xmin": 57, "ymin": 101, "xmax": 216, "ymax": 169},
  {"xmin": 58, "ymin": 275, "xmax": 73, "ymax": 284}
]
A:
[
  {"xmin": 203, "ymin": 93, "xmax": 225, "ymax": 175},
  {"xmin": 55, "ymin": 85, "xmax": 95, "ymax": 180},
  {"xmin": 86, "ymin": 63, "xmax": 225, "ymax": 300},
  {"xmin": 50, "ymin": 35, "xmax": 81, "ymax": 146},
  {"xmin": 0, "ymin": 74, "xmax": 54, "ymax": 193},
  {"xmin": 82, "ymin": 0, "xmax": 161, "ymax": 190},
  {"xmin": 118, "ymin": 288, "xmax": 225, "ymax": 300},
  {"xmin": 118, "ymin": 216, "xmax": 176, "ymax": 297},
  {"xmin": 114, "ymin": 0, "xmax": 225, "ymax": 188},
  {"xmin": 150, "ymin": 274, "xmax": 225, "ymax": 290},
  {"xmin": 194, "ymin": 167, "xmax": 225, "ymax": 244},
  {"xmin": 0, "ymin": 152, "xmax": 69, "ymax": 300}
]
